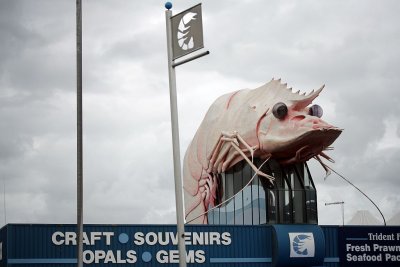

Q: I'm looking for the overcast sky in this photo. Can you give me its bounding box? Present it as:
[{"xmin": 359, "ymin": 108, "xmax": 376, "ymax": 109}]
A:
[{"xmin": 1, "ymin": 0, "xmax": 400, "ymax": 228}]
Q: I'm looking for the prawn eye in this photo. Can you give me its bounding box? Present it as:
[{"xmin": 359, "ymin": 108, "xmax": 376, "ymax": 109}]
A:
[
  {"xmin": 309, "ymin": 104, "xmax": 323, "ymax": 118},
  {"xmin": 272, "ymin": 102, "xmax": 288, "ymax": 119}
]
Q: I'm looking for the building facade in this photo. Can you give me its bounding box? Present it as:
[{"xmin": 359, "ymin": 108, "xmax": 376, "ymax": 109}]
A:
[{"xmin": 208, "ymin": 159, "xmax": 317, "ymax": 225}]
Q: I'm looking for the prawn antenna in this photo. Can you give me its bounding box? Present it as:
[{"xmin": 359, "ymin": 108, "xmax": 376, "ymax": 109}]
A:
[{"xmin": 315, "ymin": 158, "xmax": 386, "ymax": 226}]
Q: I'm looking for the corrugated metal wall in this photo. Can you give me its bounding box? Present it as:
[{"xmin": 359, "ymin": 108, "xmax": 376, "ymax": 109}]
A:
[{"xmin": 321, "ymin": 226, "xmax": 339, "ymax": 267}]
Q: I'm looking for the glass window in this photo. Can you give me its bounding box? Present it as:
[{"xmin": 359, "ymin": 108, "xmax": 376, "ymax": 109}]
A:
[
  {"xmin": 225, "ymin": 170, "xmax": 235, "ymax": 225},
  {"xmin": 233, "ymin": 163, "xmax": 244, "ymax": 225},
  {"xmin": 219, "ymin": 173, "xmax": 227, "ymax": 224},
  {"xmin": 251, "ymin": 177, "xmax": 260, "ymax": 225},
  {"xmin": 306, "ymin": 190, "xmax": 318, "ymax": 224},
  {"xmin": 302, "ymin": 164, "xmax": 315, "ymax": 190},
  {"xmin": 286, "ymin": 166, "xmax": 306, "ymax": 224},
  {"xmin": 259, "ymin": 179, "xmax": 267, "ymax": 224},
  {"xmin": 207, "ymin": 207, "xmax": 214, "ymax": 224},
  {"xmin": 267, "ymin": 189, "xmax": 277, "ymax": 223},
  {"xmin": 208, "ymin": 159, "xmax": 318, "ymax": 225},
  {"xmin": 242, "ymin": 163, "xmax": 253, "ymax": 225}
]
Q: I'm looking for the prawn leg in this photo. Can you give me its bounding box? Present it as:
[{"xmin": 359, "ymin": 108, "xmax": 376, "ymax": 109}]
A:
[{"xmin": 211, "ymin": 131, "xmax": 274, "ymax": 183}]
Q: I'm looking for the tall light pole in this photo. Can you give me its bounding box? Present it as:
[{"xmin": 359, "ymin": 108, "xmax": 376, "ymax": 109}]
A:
[
  {"xmin": 164, "ymin": 2, "xmax": 208, "ymax": 266},
  {"xmin": 165, "ymin": 7, "xmax": 187, "ymax": 267},
  {"xmin": 76, "ymin": 0, "xmax": 84, "ymax": 266},
  {"xmin": 325, "ymin": 201, "xmax": 345, "ymax": 226}
]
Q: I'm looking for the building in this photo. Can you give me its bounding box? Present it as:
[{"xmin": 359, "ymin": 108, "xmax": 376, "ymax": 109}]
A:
[
  {"xmin": 1, "ymin": 161, "xmax": 398, "ymax": 267},
  {"xmin": 207, "ymin": 160, "xmax": 317, "ymax": 225}
]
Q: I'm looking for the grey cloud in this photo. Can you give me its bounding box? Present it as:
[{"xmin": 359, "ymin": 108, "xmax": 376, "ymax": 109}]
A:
[
  {"xmin": 1, "ymin": 0, "xmax": 399, "ymax": 227},
  {"xmin": 0, "ymin": 1, "xmax": 75, "ymax": 95}
]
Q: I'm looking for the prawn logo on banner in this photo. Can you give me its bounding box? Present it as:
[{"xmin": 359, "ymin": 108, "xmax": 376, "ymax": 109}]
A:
[
  {"xmin": 177, "ymin": 12, "xmax": 197, "ymax": 50},
  {"xmin": 289, "ymin": 233, "xmax": 315, "ymax": 258},
  {"xmin": 171, "ymin": 3, "xmax": 204, "ymax": 59}
]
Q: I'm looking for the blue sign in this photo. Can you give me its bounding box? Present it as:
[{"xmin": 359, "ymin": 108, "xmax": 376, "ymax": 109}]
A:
[
  {"xmin": 272, "ymin": 224, "xmax": 325, "ymax": 267},
  {"xmin": 339, "ymin": 226, "xmax": 400, "ymax": 266},
  {"xmin": 0, "ymin": 224, "xmax": 273, "ymax": 266},
  {"xmin": 3, "ymin": 223, "xmax": 399, "ymax": 266}
]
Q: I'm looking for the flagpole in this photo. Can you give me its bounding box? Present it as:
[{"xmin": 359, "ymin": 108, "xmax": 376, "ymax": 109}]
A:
[
  {"xmin": 76, "ymin": 0, "xmax": 84, "ymax": 266},
  {"xmin": 165, "ymin": 3, "xmax": 187, "ymax": 267}
]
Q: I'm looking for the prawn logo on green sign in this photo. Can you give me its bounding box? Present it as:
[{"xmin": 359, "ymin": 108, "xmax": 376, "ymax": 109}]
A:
[{"xmin": 289, "ymin": 233, "xmax": 315, "ymax": 258}]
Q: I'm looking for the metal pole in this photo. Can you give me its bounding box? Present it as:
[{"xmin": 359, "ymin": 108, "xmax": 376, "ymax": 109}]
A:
[
  {"xmin": 341, "ymin": 202, "xmax": 344, "ymax": 226},
  {"xmin": 76, "ymin": 0, "xmax": 84, "ymax": 266},
  {"xmin": 3, "ymin": 177, "xmax": 6, "ymax": 226},
  {"xmin": 165, "ymin": 9, "xmax": 187, "ymax": 267}
]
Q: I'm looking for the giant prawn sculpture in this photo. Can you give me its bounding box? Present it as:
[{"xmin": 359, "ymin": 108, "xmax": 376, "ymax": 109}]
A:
[{"xmin": 183, "ymin": 79, "xmax": 342, "ymax": 224}]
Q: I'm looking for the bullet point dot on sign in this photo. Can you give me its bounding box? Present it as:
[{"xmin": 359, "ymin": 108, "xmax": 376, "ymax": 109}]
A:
[
  {"xmin": 142, "ymin": 251, "xmax": 152, "ymax": 262},
  {"xmin": 118, "ymin": 233, "xmax": 129, "ymax": 244}
]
